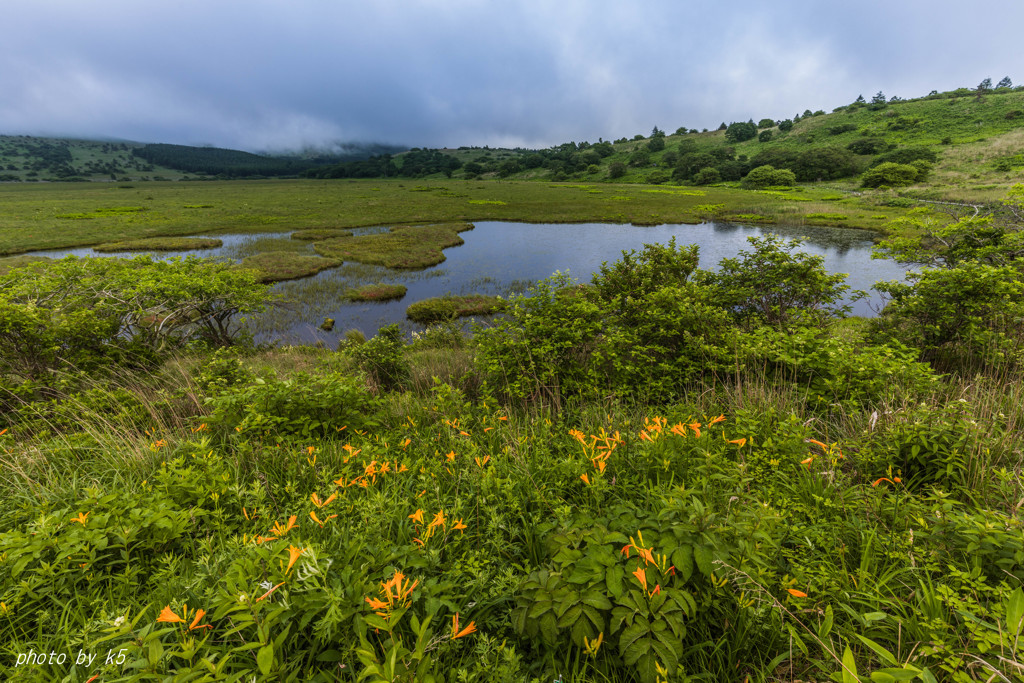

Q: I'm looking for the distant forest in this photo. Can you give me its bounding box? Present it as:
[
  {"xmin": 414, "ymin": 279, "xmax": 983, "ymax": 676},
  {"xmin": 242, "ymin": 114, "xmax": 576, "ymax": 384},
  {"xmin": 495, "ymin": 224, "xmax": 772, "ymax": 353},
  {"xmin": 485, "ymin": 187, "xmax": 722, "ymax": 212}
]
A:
[{"xmin": 132, "ymin": 143, "xmax": 405, "ymax": 178}]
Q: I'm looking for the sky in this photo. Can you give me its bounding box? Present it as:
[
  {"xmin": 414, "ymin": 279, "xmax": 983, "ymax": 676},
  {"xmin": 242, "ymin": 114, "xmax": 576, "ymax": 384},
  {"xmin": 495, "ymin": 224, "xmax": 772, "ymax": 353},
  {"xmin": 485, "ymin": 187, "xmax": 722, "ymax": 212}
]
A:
[{"xmin": 1, "ymin": 1, "xmax": 1022, "ymax": 153}]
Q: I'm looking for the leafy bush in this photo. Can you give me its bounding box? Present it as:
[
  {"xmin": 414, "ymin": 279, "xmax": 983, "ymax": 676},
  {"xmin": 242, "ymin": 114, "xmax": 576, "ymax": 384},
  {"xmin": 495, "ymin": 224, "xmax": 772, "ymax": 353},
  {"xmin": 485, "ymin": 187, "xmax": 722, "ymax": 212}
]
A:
[
  {"xmin": 869, "ymin": 262, "xmax": 1024, "ymax": 371},
  {"xmin": 692, "ymin": 167, "xmax": 721, "ymax": 185},
  {"xmin": 204, "ymin": 370, "xmax": 379, "ymax": 438},
  {"xmin": 862, "ymin": 162, "xmax": 922, "ymax": 187},
  {"xmin": 846, "ymin": 137, "xmax": 890, "ymax": 155},
  {"xmin": 697, "ymin": 235, "xmax": 861, "ymax": 330},
  {"xmin": 744, "ymin": 326, "xmax": 938, "ymax": 408},
  {"xmin": 0, "ymin": 256, "xmax": 269, "ymax": 388},
  {"xmin": 349, "ymin": 324, "xmax": 411, "ymax": 391}
]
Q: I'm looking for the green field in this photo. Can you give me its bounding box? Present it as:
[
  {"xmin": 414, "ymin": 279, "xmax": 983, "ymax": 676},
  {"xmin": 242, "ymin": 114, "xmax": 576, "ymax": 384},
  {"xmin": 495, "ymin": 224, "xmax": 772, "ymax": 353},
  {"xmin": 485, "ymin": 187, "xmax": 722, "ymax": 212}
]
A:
[{"xmin": 0, "ymin": 179, "xmax": 925, "ymax": 256}]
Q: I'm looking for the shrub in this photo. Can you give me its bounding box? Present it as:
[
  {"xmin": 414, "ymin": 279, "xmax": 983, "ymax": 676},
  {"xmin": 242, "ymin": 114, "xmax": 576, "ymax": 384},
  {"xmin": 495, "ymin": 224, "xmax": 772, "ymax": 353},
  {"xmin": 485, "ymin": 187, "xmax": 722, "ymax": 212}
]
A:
[
  {"xmin": 349, "ymin": 324, "xmax": 411, "ymax": 391},
  {"xmin": 0, "ymin": 256, "xmax": 269, "ymax": 388},
  {"xmin": 869, "ymin": 262, "xmax": 1024, "ymax": 372},
  {"xmin": 758, "ymin": 130, "xmax": 773, "ymax": 143},
  {"xmin": 725, "ymin": 121, "xmax": 758, "ymax": 143},
  {"xmin": 608, "ymin": 162, "xmax": 626, "ymax": 179},
  {"xmin": 203, "ymin": 370, "xmax": 379, "ymax": 438},
  {"xmin": 861, "ymin": 162, "xmax": 921, "ymax": 187},
  {"xmin": 743, "ymin": 326, "xmax": 938, "ymax": 409},
  {"xmin": 846, "ymin": 137, "xmax": 889, "ymax": 155},
  {"xmin": 696, "ymin": 235, "xmax": 861, "ymax": 330},
  {"xmin": 741, "ymin": 165, "xmax": 794, "ymax": 189},
  {"xmin": 692, "ymin": 167, "xmax": 721, "ymax": 185}
]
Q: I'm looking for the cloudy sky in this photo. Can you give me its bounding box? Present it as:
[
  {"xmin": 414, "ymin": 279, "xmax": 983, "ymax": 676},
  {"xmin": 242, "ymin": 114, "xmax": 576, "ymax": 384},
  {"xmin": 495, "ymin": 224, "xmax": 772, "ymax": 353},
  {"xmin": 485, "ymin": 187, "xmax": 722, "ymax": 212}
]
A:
[{"xmin": 2, "ymin": 1, "xmax": 1021, "ymax": 152}]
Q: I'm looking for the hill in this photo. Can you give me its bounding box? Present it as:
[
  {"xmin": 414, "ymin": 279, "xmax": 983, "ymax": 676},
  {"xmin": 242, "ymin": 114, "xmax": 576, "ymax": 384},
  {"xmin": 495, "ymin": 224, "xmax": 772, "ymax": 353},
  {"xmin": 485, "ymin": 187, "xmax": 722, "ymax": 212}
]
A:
[
  {"xmin": 0, "ymin": 136, "xmax": 406, "ymax": 182},
  {"xmin": 309, "ymin": 84, "xmax": 1024, "ymax": 202}
]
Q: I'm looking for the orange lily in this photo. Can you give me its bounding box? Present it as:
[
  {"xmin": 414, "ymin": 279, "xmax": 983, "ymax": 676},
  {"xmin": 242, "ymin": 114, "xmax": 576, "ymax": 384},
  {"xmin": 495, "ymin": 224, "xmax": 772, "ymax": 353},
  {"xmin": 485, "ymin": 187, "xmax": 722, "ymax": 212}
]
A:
[
  {"xmin": 451, "ymin": 612, "xmax": 477, "ymax": 639},
  {"xmin": 688, "ymin": 423, "xmax": 702, "ymax": 438},
  {"xmin": 256, "ymin": 581, "xmax": 286, "ymax": 602},
  {"xmin": 787, "ymin": 588, "xmax": 808, "ymax": 598},
  {"xmin": 157, "ymin": 605, "xmax": 185, "ymax": 623},
  {"xmin": 445, "ymin": 450, "xmax": 456, "ymax": 462},
  {"xmin": 285, "ymin": 545, "xmax": 304, "ymax": 573},
  {"xmin": 580, "ymin": 473, "xmax": 591, "ymax": 485},
  {"xmin": 188, "ymin": 608, "xmax": 212, "ymax": 631},
  {"xmin": 708, "ymin": 414, "xmax": 726, "ymax": 425},
  {"xmin": 408, "ymin": 509, "xmax": 424, "ymax": 524},
  {"xmin": 728, "ymin": 438, "xmax": 747, "ymax": 447},
  {"xmin": 632, "ymin": 567, "xmax": 648, "ymax": 592},
  {"xmin": 310, "ymin": 492, "xmax": 337, "ymax": 508},
  {"xmin": 70, "ymin": 512, "xmax": 90, "ymax": 525},
  {"xmin": 453, "ymin": 519, "xmax": 467, "ymax": 531},
  {"xmin": 429, "ymin": 510, "xmax": 446, "ymax": 529}
]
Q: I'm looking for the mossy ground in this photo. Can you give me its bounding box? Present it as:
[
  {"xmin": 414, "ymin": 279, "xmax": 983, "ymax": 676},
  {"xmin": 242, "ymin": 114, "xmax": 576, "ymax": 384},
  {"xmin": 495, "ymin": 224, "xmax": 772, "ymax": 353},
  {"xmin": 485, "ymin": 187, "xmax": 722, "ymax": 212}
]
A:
[
  {"xmin": 236, "ymin": 252, "xmax": 341, "ymax": 283},
  {"xmin": 314, "ymin": 222, "xmax": 475, "ymax": 269},
  {"xmin": 93, "ymin": 236, "xmax": 223, "ymax": 252},
  {"xmin": 406, "ymin": 294, "xmax": 507, "ymax": 323},
  {"xmin": 346, "ymin": 283, "xmax": 407, "ymax": 301}
]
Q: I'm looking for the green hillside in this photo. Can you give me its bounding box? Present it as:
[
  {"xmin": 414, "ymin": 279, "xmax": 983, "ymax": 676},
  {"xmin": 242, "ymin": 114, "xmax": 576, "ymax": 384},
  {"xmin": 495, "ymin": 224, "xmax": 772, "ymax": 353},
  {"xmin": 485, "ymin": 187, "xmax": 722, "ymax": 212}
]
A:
[
  {"xmin": 323, "ymin": 85, "xmax": 1024, "ymax": 203},
  {"xmin": 0, "ymin": 136, "xmax": 406, "ymax": 182}
]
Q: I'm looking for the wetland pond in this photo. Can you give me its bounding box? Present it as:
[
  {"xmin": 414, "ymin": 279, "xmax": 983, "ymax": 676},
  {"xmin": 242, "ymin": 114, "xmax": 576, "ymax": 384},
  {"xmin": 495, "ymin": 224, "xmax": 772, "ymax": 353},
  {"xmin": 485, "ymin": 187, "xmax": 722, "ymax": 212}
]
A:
[{"xmin": 28, "ymin": 221, "xmax": 911, "ymax": 345}]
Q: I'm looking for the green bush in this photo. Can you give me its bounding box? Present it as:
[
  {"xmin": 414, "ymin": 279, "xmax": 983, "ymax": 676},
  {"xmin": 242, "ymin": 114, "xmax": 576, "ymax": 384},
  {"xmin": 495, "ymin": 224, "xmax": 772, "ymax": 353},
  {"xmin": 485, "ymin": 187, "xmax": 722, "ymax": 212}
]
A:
[
  {"xmin": 862, "ymin": 162, "xmax": 921, "ymax": 187},
  {"xmin": 869, "ymin": 262, "xmax": 1024, "ymax": 371},
  {"xmin": 349, "ymin": 323, "xmax": 411, "ymax": 392},
  {"xmin": 203, "ymin": 370, "xmax": 379, "ymax": 438},
  {"xmin": 740, "ymin": 165, "xmax": 796, "ymax": 189},
  {"xmin": 697, "ymin": 235, "xmax": 861, "ymax": 330},
  {"xmin": 692, "ymin": 167, "xmax": 721, "ymax": 185},
  {"xmin": 744, "ymin": 326, "xmax": 939, "ymax": 408}
]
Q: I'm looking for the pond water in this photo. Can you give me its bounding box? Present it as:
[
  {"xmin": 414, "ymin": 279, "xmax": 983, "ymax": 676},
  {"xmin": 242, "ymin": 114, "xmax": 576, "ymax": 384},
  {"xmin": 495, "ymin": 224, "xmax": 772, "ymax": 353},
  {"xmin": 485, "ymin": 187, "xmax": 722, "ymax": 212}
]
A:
[{"xmin": 26, "ymin": 221, "xmax": 912, "ymax": 345}]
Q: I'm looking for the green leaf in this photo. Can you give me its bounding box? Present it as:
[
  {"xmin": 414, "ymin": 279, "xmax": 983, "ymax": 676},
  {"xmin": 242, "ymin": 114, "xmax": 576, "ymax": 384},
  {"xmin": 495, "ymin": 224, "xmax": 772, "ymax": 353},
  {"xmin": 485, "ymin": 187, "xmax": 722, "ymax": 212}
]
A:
[
  {"xmin": 841, "ymin": 645, "xmax": 859, "ymax": 683},
  {"xmin": 606, "ymin": 565, "xmax": 625, "ymax": 599},
  {"xmin": 693, "ymin": 544, "xmax": 712, "ymax": 577},
  {"xmin": 854, "ymin": 634, "xmax": 897, "ymax": 666},
  {"xmin": 870, "ymin": 668, "xmax": 920, "ymax": 682},
  {"xmin": 671, "ymin": 545, "xmax": 694, "ymax": 583},
  {"xmin": 557, "ymin": 604, "xmax": 583, "ymax": 628},
  {"xmin": 819, "ymin": 604, "xmax": 834, "ymax": 640},
  {"xmin": 1005, "ymin": 587, "xmax": 1024, "ymax": 637},
  {"xmin": 257, "ymin": 644, "xmax": 274, "ymax": 676}
]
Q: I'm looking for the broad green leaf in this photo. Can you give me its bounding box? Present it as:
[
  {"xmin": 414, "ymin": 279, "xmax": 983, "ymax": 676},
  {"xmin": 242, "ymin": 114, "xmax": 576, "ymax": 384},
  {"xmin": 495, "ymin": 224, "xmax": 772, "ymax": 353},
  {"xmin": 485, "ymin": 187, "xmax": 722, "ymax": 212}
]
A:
[
  {"xmin": 855, "ymin": 634, "xmax": 897, "ymax": 666},
  {"xmin": 841, "ymin": 645, "xmax": 859, "ymax": 683},
  {"xmin": 257, "ymin": 644, "xmax": 274, "ymax": 676},
  {"xmin": 672, "ymin": 545, "xmax": 694, "ymax": 583},
  {"xmin": 870, "ymin": 668, "xmax": 920, "ymax": 681},
  {"xmin": 693, "ymin": 544, "xmax": 712, "ymax": 577}
]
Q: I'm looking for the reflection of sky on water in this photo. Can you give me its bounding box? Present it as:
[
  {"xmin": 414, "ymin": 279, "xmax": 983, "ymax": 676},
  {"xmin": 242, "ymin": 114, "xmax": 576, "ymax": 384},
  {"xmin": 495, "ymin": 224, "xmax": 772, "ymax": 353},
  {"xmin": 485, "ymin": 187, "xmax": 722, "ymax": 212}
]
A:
[{"xmin": 24, "ymin": 222, "xmax": 912, "ymax": 346}]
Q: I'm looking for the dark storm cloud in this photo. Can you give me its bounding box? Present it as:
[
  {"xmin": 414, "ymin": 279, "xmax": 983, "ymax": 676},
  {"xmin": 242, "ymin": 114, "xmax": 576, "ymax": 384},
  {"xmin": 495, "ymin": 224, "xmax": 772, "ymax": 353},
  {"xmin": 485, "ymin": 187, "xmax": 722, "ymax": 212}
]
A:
[{"xmin": 1, "ymin": 0, "xmax": 1021, "ymax": 150}]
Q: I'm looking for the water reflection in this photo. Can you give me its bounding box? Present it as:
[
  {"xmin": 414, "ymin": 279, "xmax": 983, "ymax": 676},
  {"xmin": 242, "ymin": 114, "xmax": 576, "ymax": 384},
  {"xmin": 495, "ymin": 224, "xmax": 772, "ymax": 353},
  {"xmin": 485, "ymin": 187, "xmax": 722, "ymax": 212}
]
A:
[{"xmin": 25, "ymin": 221, "xmax": 910, "ymax": 346}]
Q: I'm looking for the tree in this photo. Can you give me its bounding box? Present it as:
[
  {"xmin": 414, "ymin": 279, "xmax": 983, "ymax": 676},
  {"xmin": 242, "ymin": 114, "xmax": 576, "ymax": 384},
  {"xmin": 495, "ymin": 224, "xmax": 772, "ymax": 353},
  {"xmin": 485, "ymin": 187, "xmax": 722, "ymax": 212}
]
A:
[
  {"xmin": 724, "ymin": 121, "xmax": 757, "ymax": 143},
  {"xmin": 757, "ymin": 118, "xmax": 776, "ymax": 129},
  {"xmin": 758, "ymin": 130, "xmax": 773, "ymax": 143},
  {"xmin": 861, "ymin": 162, "xmax": 920, "ymax": 188},
  {"xmin": 978, "ymin": 77, "xmax": 993, "ymax": 92},
  {"xmin": 692, "ymin": 167, "xmax": 721, "ymax": 185},
  {"xmin": 854, "ymin": 94, "xmax": 866, "ymax": 104},
  {"xmin": 646, "ymin": 136, "xmax": 666, "ymax": 153},
  {"xmin": 777, "ymin": 119, "xmax": 794, "ymax": 132},
  {"xmin": 717, "ymin": 122, "xmax": 727, "ymax": 131},
  {"xmin": 871, "ymin": 91, "xmax": 887, "ymax": 104},
  {"xmin": 651, "ymin": 126, "xmax": 665, "ymax": 138},
  {"xmin": 997, "ymin": 76, "xmax": 1013, "ymax": 89},
  {"xmin": 608, "ymin": 161, "xmax": 626, "ymax": 179}
]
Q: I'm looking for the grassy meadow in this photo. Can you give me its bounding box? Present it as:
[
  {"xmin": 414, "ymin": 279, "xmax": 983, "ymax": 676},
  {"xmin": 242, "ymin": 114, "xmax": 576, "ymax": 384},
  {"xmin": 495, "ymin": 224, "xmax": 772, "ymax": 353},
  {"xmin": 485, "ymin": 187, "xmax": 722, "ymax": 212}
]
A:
[
  {"xmin": 0, "ymin": 171, "xmax": 1022, "ymax": 682},
  {"xmin": 0, "ymin": 179, "xmax": 922, "ymax": 257}
]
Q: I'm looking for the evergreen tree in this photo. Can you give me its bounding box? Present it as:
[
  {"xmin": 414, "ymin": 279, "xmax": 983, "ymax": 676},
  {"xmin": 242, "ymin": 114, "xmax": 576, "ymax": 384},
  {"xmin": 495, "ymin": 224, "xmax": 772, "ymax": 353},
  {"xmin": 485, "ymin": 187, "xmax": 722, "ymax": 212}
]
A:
[{"xmin": 997, "ymin": 76, "xmax": 1013, "ymax": 89}]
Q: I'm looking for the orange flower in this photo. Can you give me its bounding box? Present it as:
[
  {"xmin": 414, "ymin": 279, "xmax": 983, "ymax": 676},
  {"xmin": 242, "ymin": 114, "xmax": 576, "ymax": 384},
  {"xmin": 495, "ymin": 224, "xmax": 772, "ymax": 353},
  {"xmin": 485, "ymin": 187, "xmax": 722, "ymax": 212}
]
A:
[
  {"xmin": 310, "ymin": 492, "xmax": 337, "ymax": 508},
  {"xmin": 787, "ymin": 588, "xmax": 808, "ymax": 598},
  {"xmin": 708, "ymin": 414, "xmax": 726, "ymax": 425},
  {"xmin": 365, "ymin": 596, "xmax": 388, "ymax": 613},
  {"xmin": 445, "ymin": 450, "xmax": 456, "ymax": 462},
  {"xmin": 70, "ymin": 512, "xmax": 90, "ymax": 525},
  {"xmin": 727, "ymin": 438, "xmax": 747, "ymax": 447},
  {"xmin": 872, "ymin": 477, "xmax": 895, "ymax": 487},
  {"xmin": 401, "ymin": 438, "xmax": 411, "ymax": 448},
  {"xmin": 498, "ymin": 416, "xmax": 508, "ymax": 421},
  {"xmin": 451, "ymin": 612, "xmax": 477, "ymax": 639},
  {"xmin": 429, "ymin": 510, "xmax": 446, "ymax": 529},
  {"xmin": 272, "ymin": 515, "xmax": 298, "ymax": 537},
  {"xmin": 453, "ymin": 519, "xmax": 467, "ymax": 531},
  {"xmin": 285, "ymin": 545, "xmax": 305, "ymax": 573},
  {"xmin": 621, "ymin": 544, "xmax": 631, "ymax": 558},
  {"xmin": 632, "ymin": 567, "xmax": 647, "ymax": 592},
  {"xmin": 157, "ymin": 605, "xmax": 184, "ymax": 623},
  {"xmin": 580, "ymin": 473, "xmax": 591, "ymax": 485},
  {"xmin": 408, "ymin": 509, "xmax": 424, "ymax": 524},
  {"xmin": 474, "ymin": 455, "xmax": 490, "ymax": 468},
  {"xmin": 651, "ymin": 584, "xmax": 661, "ymax": 596},
  {"xmin": 687, "ymin": 423, "xmax": 702, "ymax": 438},
  {"xmin": 310, "ymin": 510, "xmax": 337, "ymax": 527},
  {"xmin": 188, "ymin": 608, "xmax": 212, "ymax": 631}
]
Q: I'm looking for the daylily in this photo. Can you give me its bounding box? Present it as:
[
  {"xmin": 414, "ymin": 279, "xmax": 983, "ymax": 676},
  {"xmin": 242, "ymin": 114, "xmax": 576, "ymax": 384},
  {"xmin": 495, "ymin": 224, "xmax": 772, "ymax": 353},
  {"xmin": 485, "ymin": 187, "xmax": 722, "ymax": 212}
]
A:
[
  {"xmin": 451, "ymin": 612, "xmax": 477, "ymax": 639},
  {"xmin": 408, "ymin": 509, "xmax": 424, "ymax": 524},
  {"xmin": 157, "ymin": 605, "xmax": 185, "ymax": 623},
  {"xmin": 787, "ymin": 588, "xmax": 808, "ymax": 598},
  {"xmin": 310, "ymin": 510, "xmax": 336, "ymax": 527},
  {"xmin": 580, "ymin": 473, "xmax": 591, "ymax": 485},
  {"xmin": 310, "ymin": 492, "xmax": 336, "ymax": 508},
  {"xmin": 429, "ymin": 510, "xmax": 446, "ymax": 529},
  {"xmin": 708, "ymin": 414, "xmax": 726, "ymax": 425},
  {"xmin": 256, "ymin": 581, "xmax": 285, "ymax": 602},
  {"xmin": 687, "ymin": 423, "xmax": 702, "ymax": 438},
  {"xmin": 445, "ymin": 451, "xmax": 456, "ymax": 462},
  {"xmin": 188, "ymin": 608, "xmax": 212, "ymax": 631},
  {"xmin": 727, "ymin": 438, "xmax": 747, "ymax": 447},
  {"xmin": 632, "ymin": 567, "xmax": 647, "ymax": 592},
  {"xmin": 285, "ymin": 545, "xmax": 304, "ymax": 573},
  {"xmin": 453, "ymin": 519, "xmax": 468, "ymax": 531},
  {"xmin": 70, "ymin": 512, "xmax": 90, "ymax": 525}
]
